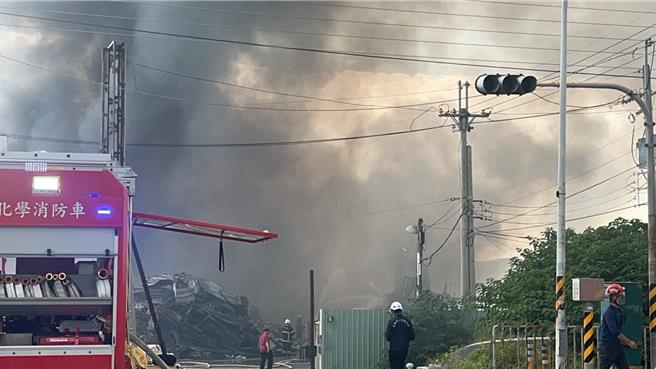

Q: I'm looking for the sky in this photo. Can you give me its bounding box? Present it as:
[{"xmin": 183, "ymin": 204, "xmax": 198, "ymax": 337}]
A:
[{"xmin": 0, "ymin": 0, "xmax": 651, "ymax": 321}]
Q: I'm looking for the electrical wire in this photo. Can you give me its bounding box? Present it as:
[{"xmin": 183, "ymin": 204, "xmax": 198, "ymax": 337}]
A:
[
  {"xmin": 189, "ymin": 2, "xmax": 656, "ymax": 29},
  {"xmin": 0, "ymin": 97, "xmax": 621, "ymax": 148},
  {"xmin": 0, "ymin": 10, "xmax": 641, "ymax": 79},
  {"xmin": 425, "ymin": 203, "xmax": 461, "ymax": 230},
  {"xmin": 0, "ymin": 22, "xmax": 641, "ymax": 76},
  {"xmin": 478, "ymin": 232, "xmax": 529, "ymax": 249},
  {"xmin": 132, "ymin": 63, "xmax": 446, "ymax": 112},
  {"xmin": 475, "ymin": 98, "xmax": 623, "ymax": 125},
  {"xmin": 0, "ymin": 51, "xmax": 465, "ymax": 113},
  {"xmin": 474, "ymin": 17, "xmax": 656, "ymax": 113},
  {"xmin": 488, "ymin": 190, "xmax": 635, "ymax": 217},
  {"xmin": 343, "ymin": 197, "xmax": 455, "ymax": 219},
  {"xmin": 480, "ymin": 129, "xmax": 634, "ymax": 199},
  {"xmin": 478, "ymin": 166, "xmax": 637, "ymax": 229},
  {"xmin": 486, "ymin": 202, "xmax": 645, "ymax": 233},
  {"xmin": 487, "ymin": 197, "xmax": 635, "ymax": 226},
  {"xmin": 494, "ymin": 149, "xmax": 632, "ymax": 206},
  {"xmin": 0, "ymin": 5, "xmax": 645, "ymax": 55},
  {"xmin": 488, "ymin": 182, "xmax": 635, "ymax": 210},
  {"xmin": 422, "ymin": 213, "xmax": 464, "ymax": 266},
  {"xmin": 14, "ymin": 3, "xmax": 652, "ymax": 41},
  {"xmin": 463, "ymin": 0, "xmax": 656, "ymax": 15},
  {"xmin": 476, "ymin": 229, "xmax": 532, "ymax": 240}
]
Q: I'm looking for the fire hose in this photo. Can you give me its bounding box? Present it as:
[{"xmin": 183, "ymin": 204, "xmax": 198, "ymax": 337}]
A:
[{"xmin": 177, "ymin": 360, "xmax": 294, "ymax": 368}]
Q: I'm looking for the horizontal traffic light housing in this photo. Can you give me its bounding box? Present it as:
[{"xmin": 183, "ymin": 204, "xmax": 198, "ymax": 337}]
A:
[{"xmin": 475, "ymin": 74, "xmax": 537, "ymax": 95}]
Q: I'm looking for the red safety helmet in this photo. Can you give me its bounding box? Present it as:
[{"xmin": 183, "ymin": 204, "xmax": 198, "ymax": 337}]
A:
[{"xmin": 606, "ymin": 283, "xmax": 625, "ymax": 297}]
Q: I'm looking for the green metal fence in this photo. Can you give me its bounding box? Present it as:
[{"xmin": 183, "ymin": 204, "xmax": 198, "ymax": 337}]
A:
[{"xmin": 318, "ymin": 309, "xmax": 388, "ymax": 369}]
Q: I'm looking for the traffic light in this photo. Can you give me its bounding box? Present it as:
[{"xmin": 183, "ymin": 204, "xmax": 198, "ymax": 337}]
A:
[{"xmin": 475, "ymin": 74, "xmax": 537, "ymax": 95}]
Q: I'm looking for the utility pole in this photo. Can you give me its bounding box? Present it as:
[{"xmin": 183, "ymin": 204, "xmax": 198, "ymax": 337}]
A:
[
  {"xmin": 555, "ymin": 2, "xmax": 568, "ymax": 369},
  {"xmin": 309, "ymin": 270, "xmax": 315, "ymax": 369},
  {"xmin": 439, "ymin": 81, "xmax": 490, "ymax": 297},
  {"xmin": 416, "ymin": 218, "xmax": 426, "ymax": 298},
  {"xmin": 643, "ymin": 38, "xmax": 656, "ymax": 368}
]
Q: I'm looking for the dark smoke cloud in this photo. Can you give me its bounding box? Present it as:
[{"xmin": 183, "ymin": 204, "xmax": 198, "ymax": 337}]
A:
[{"xmin": 0, "ymin": 1, "xmax": 647, "ymax": 321}]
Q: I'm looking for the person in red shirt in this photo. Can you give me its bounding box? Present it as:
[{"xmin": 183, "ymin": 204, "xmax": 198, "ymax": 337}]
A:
[{"xmin": 259, "ymin": 328, "xmax": 273, "ymax": 369}]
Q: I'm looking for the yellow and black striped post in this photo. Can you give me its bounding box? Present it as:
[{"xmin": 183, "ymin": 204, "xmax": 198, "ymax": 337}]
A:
[
  {"xmin": 527, "ymin": 340, "xmax": 535, "ymax": 369},
  {"xmin": 541, "ymin": 339, "xmax": 549, "ymax": 369},
  {"xmin": 650, "ymin": 284, "xmax": 656, "ymax": 333},
  {"xmin": 556, "ymin": 276, "xmax": 566, "ymax": 310},
  {"xmin": 583, "ymin": 310, "xmax": 595, "ymax": 369}
]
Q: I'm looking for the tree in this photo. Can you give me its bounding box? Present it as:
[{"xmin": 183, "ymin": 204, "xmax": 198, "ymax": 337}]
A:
[
  {"xmin": 406, "ymin": 292, "xmax": 475, "ymax": 364},
  {"xmin": 477, "ymin": 218, "xmax": 647, "ymax": 327}
]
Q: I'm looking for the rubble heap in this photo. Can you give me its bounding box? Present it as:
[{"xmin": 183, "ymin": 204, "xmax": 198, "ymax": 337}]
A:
[{"xmin": 134, "ymin": 273, "xmax": 261, "ymax": 359}]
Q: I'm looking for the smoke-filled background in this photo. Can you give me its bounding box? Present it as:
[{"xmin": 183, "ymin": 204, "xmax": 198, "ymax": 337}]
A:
[{"xmin": 0, "ymin": 1, "xmax": 650, "ymax": 321}]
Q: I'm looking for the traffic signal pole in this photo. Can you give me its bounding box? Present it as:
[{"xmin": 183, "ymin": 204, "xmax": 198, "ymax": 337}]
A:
[
  {"xmin": 473, "ymin": 37, "xmax": 655, "ymax": 364},
  {"xmin": 538, "ymin": 38, "xmax": 655, "ymax": 365},
  {"xmin": 644, "ymin": 40, "xmax": 656, "ymax": 368}
]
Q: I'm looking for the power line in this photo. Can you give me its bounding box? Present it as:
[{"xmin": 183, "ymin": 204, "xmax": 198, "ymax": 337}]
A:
[
  {"xmin": 473, "ymin": 98, "xmax": 623, "ymax": 126},
  {"xmin": 425, "ymin": 204, "xmax": 461, "ymax": 230},
  {"xmin": 488, "ymin": 196, "xmax": 635, "ymax": 225},
  {"xmin": 463, "ymin": 0, "xmax": 655, "ymax": 15},
  {"xmin": 478, "ymin": 232, "xmax": 529, "ymax": 249},
  {"xmin": 477, "ymin": 229, "xmax": 532, "ymax": 240},
  {"xmin": 473, "ymin": 14, "xmax": 656, "ymax": 113},
  {"xmin": 422, "ymin": 213, "xmax": 464, "ymax": 266},
  {"xmin": 489, "ymin": 190, "xmax": 635, "ymax": 217},
  {"xmin": 486, "ymin": 202, "xmax": 645, "ymax": 233},
  {"xmin": 0, "ymin": 5, "xmax": 647, "ymax": 51},
  {"xmin": 0, "ymin": 51, "xmax": 469, "ymax": 113},
  {"xmin": 0, "ymin": 10, "xmax": 641, "ymax": 79},
  {"xmin": 480, "ymin": 128, "xmax": 633, "ymax": 201},
  {"xmin": 0, "ymin": 23, "xmax": 641, "ymax": 75},
  {"xmin": 494, "ymin": 149, "xmax": 632, "ymax": 206},
  {"xmin": 132, "ymin": 63, "xmax": 455, "ymax": 112},
  {"xmin": 0, "ymin": 123, "xmax": 452, "ymax": 148},
  {"xmin": 488, "ymin": 182, "xmax": 635, "ymax": 210},
  {"xmin": 0, "ymin": 98, "xmax": 620, "ymax": 148},
  {"xmin": 171, "ymin": 2, "xmax": 656, "ymax": 29},
  {"xmin": 318, "ymin": 125, "xmax": 634, "ymax": 221},
  {"xmin": 343, "ymin": 197, "xmax": 455, "ymax": 219},
  {"xmin": 478, "ymin": 166, "xmax": 637, "ymax": 229}
]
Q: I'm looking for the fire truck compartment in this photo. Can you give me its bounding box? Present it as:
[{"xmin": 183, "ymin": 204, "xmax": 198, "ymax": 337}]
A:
[{"xmin": 0, "ymin": 227, "xmax": 117, "ymax": 256}]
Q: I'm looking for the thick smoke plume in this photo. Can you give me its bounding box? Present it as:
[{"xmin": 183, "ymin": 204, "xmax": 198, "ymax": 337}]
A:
[{"xmin": 0, "ymin": 1, "xmax": 647, "ymax": 320}]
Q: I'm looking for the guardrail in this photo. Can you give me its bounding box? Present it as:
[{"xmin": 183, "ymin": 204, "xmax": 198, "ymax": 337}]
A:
[{"xmin": 491, "ymin": 325, "xmax": 584, "ymax": 369}]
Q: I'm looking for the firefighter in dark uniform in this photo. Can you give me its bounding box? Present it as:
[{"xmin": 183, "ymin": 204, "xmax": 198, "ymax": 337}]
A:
[
  {"xmin": 280, "ymin": 319, "xmax": 295, "ymax": 355},
  {"xmin": 385, "ymin": 301, "xmax": 415, "ymax": 369}
]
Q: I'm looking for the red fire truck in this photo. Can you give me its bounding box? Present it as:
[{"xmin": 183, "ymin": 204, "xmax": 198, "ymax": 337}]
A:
[{"xmin": 0, "ymin": 146, "xmax": 277, "ymax": 369}]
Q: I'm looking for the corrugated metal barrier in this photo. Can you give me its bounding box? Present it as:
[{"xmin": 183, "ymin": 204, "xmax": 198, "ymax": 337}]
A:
[{"xmin": 317, "ymin": 309, "xmax": 388, "ymax": 369}]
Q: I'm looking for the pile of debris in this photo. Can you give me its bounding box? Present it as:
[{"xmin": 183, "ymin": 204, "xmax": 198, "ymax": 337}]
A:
[{"xmin": 134, "ymin": 273, "xmax": 261, "ymax": 359}]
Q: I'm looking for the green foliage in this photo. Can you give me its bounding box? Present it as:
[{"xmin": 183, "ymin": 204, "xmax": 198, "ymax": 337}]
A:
[
  {"xmin": 434, "ymin": 347, "xmax": 491, "ymax": 369},
  {"xmin": 477, "ymin": 218, "xmax": 647, "ymax": 327},
  {"xmin": 406, "ymin": 291, "xmax": 476, "ymax": 364}
]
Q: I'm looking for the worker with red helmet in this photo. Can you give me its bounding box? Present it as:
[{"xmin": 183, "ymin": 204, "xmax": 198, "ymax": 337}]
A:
[{"xmin": 598, "ymin": 283, "xmax": 639, "ymax": 369}]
